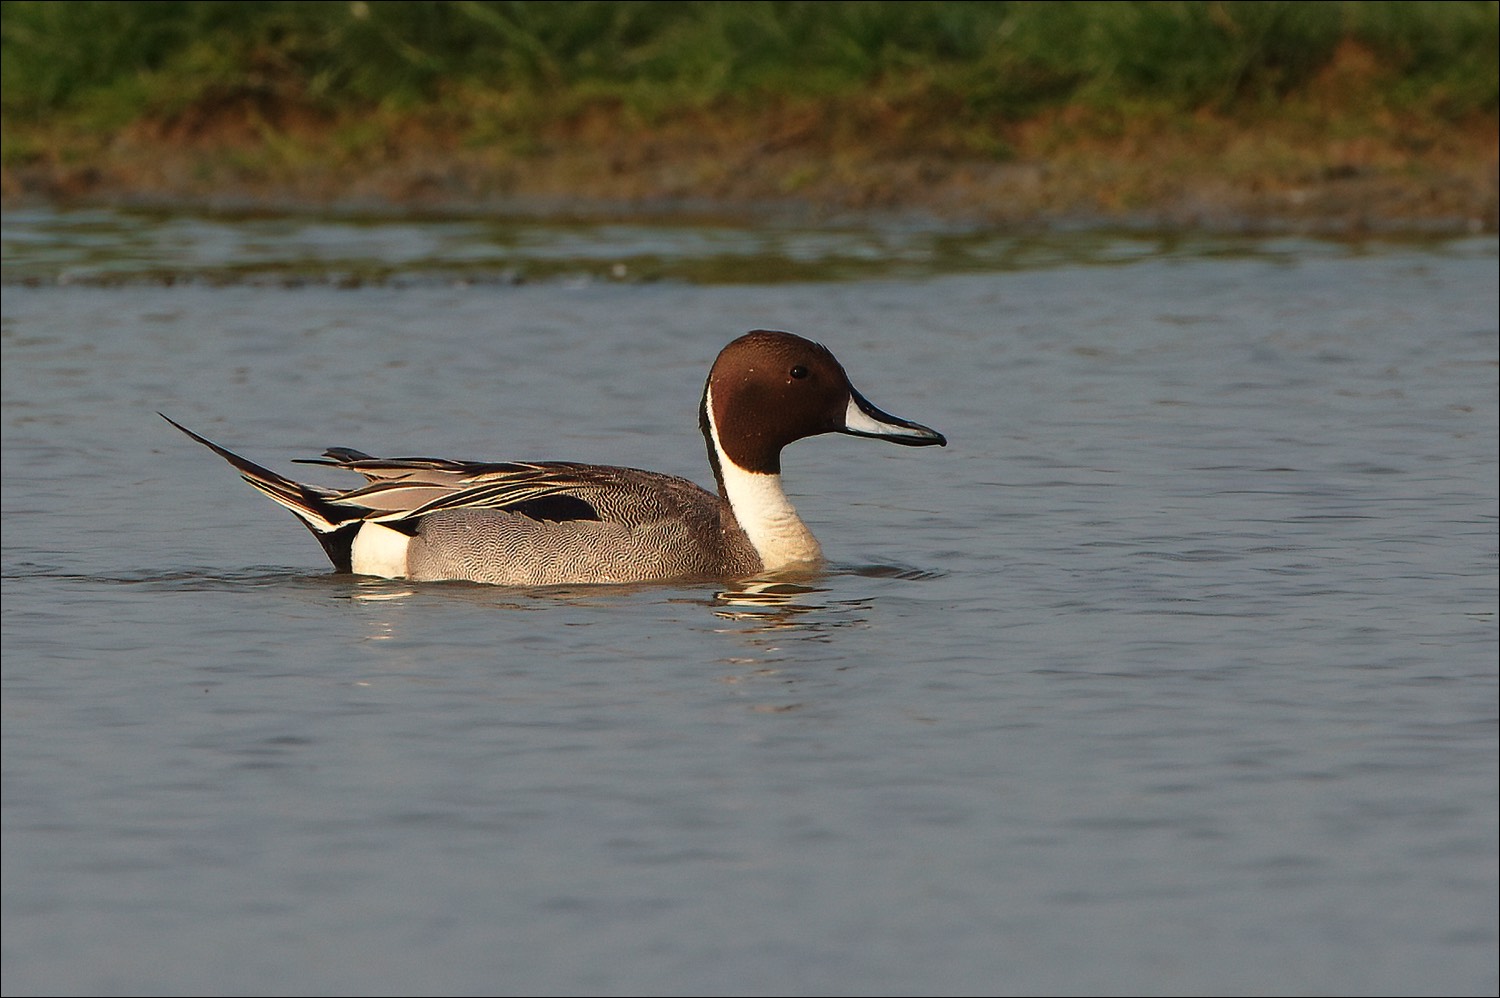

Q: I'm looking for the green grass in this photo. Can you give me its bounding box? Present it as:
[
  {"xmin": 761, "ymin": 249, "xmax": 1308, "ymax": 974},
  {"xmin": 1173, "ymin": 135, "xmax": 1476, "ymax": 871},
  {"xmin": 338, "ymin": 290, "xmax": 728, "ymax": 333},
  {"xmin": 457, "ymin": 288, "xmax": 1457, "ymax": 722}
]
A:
[{"xmin": 3, "ymin": 0, "xmax": 1496, "ymax": 129}]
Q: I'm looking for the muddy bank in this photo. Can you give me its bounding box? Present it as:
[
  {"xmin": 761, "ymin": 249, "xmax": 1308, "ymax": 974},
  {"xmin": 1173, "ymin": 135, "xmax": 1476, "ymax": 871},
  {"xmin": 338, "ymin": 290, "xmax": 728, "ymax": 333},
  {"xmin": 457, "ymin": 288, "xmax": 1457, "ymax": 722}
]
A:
[{"xmin": 5, "ymin": 105, "xmax": 1496, "ymax": 233}]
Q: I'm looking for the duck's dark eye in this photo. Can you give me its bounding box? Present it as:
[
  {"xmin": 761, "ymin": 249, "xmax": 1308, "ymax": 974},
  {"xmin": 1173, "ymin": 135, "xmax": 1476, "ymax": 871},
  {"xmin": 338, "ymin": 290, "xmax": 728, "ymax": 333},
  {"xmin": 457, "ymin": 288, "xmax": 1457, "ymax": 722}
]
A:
[{"xmin": 790, "ymin": 364, "xmax": 809, "ymax": 380}]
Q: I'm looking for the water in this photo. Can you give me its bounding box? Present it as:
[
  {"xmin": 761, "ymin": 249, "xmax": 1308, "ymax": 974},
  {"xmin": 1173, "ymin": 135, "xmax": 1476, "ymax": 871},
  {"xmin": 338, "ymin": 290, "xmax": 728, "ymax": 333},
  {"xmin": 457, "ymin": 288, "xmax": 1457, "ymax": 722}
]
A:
[{"xmin": 3, "ymin": 209, "xmax": 1496, "ymax": 996}]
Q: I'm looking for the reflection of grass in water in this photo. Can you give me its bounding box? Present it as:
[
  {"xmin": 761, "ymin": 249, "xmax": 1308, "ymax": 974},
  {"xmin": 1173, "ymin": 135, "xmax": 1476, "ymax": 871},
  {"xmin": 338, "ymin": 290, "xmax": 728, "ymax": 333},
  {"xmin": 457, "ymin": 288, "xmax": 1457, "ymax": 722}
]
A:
[
  {"xmin": 6, "ymin": 210, "xmax": 1476, "ymax": 288},
  {"xmin": 3, "ymin": 2, "xmax": 1495, "ymax": 141}
]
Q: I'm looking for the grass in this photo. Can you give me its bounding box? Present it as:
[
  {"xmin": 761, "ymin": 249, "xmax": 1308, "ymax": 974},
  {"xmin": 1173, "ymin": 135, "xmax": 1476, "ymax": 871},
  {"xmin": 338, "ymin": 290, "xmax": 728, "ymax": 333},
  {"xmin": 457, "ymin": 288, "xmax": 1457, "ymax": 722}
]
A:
[
  {"xmin": 4, "ymin": 2, "xmax": 1494, "ymax": 124},
  {"xmin": 1, "ymin": 2, "xmax": 1495, "ymax": 225}
]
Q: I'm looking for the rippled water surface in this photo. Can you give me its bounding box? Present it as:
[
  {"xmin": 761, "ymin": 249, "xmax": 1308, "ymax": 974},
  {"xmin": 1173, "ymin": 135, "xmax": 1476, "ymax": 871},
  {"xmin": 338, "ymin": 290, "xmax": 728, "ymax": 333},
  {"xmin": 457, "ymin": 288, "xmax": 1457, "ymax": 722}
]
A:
[{"xmin": 3, "ymin": 209, "xmax": 1497, "ymax": 996}]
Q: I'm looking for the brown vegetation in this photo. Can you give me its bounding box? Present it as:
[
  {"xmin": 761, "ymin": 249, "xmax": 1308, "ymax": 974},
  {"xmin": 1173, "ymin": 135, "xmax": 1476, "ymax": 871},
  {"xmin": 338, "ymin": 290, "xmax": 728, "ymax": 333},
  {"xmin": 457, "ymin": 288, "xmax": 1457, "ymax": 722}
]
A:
[{"xmin": 5, "ymin": 54, "xmax": 1495, "ymax": 232}]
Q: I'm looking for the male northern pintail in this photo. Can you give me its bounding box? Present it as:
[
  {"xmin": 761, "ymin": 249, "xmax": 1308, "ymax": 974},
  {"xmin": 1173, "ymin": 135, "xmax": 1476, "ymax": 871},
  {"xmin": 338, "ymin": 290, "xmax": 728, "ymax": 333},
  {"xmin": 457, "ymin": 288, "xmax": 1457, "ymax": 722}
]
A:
[{"xmin": 163, "ymin": 329, "xmax": 946, "ymax": 585}]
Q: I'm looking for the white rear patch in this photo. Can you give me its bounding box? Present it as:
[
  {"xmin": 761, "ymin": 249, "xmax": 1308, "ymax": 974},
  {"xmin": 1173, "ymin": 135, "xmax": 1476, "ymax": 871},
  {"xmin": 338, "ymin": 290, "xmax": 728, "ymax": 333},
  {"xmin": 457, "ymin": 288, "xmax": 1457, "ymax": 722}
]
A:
[{"xmin": 351, "ymin": 522, "xmax": 412, "ymax": 579}]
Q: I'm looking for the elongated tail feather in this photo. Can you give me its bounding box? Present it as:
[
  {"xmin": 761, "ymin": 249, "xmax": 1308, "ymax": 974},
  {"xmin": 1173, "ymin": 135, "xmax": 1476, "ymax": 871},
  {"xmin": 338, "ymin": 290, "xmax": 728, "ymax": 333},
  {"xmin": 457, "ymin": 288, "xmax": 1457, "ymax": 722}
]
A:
[{"xmin": 160, "ymin": 413, "xmax": 367, "ymax": 571}]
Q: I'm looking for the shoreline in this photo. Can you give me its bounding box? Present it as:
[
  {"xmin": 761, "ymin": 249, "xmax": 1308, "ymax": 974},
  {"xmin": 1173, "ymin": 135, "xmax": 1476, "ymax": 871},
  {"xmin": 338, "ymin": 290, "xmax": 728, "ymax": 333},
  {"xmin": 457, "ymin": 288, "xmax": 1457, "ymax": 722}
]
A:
[
  {"xmin": 5, "ymin": 110, "xmax": 1496, "ymax": 235},
  {"xmin": 8, "ymin": 171, "xmax": 1494, "ymax": 238},
  {"xmin": 5, "ymin": 2, "xmax": 1494, "ymax": 234}
]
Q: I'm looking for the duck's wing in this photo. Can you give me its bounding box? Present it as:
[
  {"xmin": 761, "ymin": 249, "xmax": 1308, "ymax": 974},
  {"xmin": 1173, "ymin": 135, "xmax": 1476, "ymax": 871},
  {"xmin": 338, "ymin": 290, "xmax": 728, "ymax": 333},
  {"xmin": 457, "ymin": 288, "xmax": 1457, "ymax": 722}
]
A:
[
  {"xmin": 295, "ymin": 450, "xmax": 553, "ymax": 484},
  {"xmin": 343, "ymin": 467, "xmax": 604, "ymax": 524},
  {"xmin": 296, "ymin": 450, "xmax": 609, "ymax": 522}
]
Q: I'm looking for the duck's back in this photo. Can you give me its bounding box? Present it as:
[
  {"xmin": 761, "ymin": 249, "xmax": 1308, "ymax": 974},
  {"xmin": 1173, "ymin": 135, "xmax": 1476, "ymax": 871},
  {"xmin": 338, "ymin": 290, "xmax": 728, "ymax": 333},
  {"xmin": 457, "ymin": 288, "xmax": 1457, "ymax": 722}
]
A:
[{"xmin": 403, "ymin": 465, "xmax": 761, "ymax": 585}]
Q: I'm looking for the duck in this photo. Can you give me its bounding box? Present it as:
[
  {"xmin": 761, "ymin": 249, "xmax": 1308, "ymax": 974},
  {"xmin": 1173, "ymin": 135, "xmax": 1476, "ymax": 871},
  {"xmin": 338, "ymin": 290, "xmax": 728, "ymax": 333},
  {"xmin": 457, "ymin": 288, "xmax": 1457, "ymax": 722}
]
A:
[{"xmin": 162, "ymin": 329, "xmax": 946, "ymax": 585}]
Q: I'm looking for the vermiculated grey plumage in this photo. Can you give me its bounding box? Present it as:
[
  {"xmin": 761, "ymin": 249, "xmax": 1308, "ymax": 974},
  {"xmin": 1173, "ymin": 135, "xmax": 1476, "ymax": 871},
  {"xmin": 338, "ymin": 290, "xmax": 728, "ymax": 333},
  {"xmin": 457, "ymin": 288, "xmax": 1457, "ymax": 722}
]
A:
[{"xmin": 403, "ymin": 468, "xmax": 760, "ymax": 585}]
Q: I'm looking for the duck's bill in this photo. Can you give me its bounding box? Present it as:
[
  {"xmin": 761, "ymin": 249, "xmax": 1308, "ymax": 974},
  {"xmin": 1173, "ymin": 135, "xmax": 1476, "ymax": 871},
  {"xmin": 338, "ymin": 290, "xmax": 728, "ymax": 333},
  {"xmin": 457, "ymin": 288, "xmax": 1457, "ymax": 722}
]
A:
[{"xmin": 841, "ymin": 387, "xmax": 947, "ymax": 447}]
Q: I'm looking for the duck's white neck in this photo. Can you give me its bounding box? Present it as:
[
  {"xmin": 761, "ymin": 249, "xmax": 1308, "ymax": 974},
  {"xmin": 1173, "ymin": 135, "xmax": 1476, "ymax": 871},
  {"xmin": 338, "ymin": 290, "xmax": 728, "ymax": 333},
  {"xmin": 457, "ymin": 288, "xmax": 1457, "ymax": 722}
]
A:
[{"xmin": 704, "ymin": 388, "xmax": 823, "ymax": 572}]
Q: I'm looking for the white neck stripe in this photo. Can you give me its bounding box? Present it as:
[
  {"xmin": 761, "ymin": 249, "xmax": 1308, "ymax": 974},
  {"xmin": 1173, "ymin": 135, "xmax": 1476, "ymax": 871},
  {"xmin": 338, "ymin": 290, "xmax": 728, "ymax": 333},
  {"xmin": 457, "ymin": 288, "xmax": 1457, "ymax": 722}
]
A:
[{"xmin": 705, "ymin": 385, "xmax": 823, "ymax": 571}]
